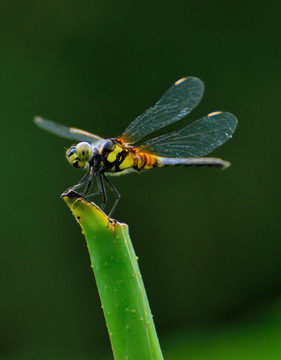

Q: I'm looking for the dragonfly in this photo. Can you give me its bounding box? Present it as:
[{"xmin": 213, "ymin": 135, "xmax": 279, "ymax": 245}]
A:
[{"xmin": 34, "ymin": 76, "xmax": 238, "ymax": 217}]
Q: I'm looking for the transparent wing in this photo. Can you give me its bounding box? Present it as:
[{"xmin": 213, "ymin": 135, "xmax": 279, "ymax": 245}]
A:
[
  {"xmin": 34, "ymin": 116, "xmax": 104, "ymax": 143},
  {"xmin": 139, "ymin": 111, "xmax": 238, "ymax": 157},
  {"xmin": 119, "ymin": 77, "xmax": 204, "ymax": 144}
]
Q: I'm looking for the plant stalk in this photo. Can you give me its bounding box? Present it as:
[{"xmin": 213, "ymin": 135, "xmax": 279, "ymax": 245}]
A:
[{"xmin": 63, "ymin": 192, "xmax": 164, "ymax": 360}]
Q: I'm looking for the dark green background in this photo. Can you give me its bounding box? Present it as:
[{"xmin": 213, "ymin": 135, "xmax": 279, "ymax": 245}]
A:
[{"xmin": 1, "ymin": 1, "xmax": 280, "ymax": 359}]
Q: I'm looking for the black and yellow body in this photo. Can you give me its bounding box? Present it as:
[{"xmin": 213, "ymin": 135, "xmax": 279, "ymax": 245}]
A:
[
  {"xmin": 66, "ymin": 139, "xmax": 160, "ymax": 174},
  {"xmin": 96, "ymin": 139, "xmax": 160, "ymax": 174},
  {"xmin": 34, "ymin": 76, "xmax": 238, "ymax": 217},
  {"xmin": 66, "ymin": 138, "xmax": 229, "ymax": 175}
]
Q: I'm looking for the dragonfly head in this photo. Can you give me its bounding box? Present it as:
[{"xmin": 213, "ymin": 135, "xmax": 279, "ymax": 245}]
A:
[{"xmin": 66, "ymin": 142, "xmax": 93, "ymax": 169}]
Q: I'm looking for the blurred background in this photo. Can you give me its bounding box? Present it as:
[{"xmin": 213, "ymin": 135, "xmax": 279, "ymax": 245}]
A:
[{"xmin": 1, "ymin": 0, "xmax": 281, "ymax": 359}]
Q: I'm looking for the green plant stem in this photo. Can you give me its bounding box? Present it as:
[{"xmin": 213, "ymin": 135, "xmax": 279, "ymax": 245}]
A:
[{"xmin": 63, "ymin": 192, "xmax": 164, "ymax": 360}]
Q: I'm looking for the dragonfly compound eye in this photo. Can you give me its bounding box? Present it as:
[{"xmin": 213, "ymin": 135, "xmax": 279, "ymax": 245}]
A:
[
  {"xmin": 76, "ymin": 142, "xmax": 93, "ymax": 162},
  {"xmin": 66, "ymin": 142, "xmax": 92, "ymax": 169}
]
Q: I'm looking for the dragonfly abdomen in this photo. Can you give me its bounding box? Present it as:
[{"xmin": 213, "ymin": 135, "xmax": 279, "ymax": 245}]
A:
[
  {"xmin": 132, "ymin": 150, "xmax": 160, "ymax": 171},
  {"xmin": 158, "ymin": 157, "xmax": 231, "ymax": 169}
]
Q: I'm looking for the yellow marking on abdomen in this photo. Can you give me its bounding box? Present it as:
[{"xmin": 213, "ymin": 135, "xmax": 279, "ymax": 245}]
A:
[{"xmin": 134, "ymin": 151, "xmax": 159, "ymax": 170}]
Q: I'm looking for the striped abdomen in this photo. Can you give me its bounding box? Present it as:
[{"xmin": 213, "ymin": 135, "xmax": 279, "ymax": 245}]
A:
[{"xmin": 132, "ymin": 150, "xmax": 159, "ymax": 171}]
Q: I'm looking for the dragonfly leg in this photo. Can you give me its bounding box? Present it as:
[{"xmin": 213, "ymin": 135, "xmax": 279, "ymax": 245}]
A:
[
  {"xmin": 69, "ymin": 167, "xmax": 95, "ymax": 194},
  {"xmin": 80, "ymin": 169, "xmax": 96, "ymax": 196},
  {"xmin": 64, "ymin": 170, "xmax": 91, "ymax": 196},
  {"xmin": 67, "ymin": 167, "xmax": 97, "ymax": 197},
  {"xmin": 70, "ymin": 171, "xmax": 90, "ymax": 191},
  {"xmin": 94, "ymin": 172, "xmax": 107, "ymax": 209},
  {"xmin": 102, "ymin": 173, "xmax": 121, "ymax": 217}
]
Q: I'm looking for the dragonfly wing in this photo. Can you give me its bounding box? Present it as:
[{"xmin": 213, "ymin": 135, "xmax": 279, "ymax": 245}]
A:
[
  {"xmin": 139, "ymin": 111, "xmax": 238, "ymax": 157},
  {"xmin": 34, "ymin": 116, "xmax": 104, "ymax": 143},
  {"xmin": 119, "ymin": 77, "xmax": 204, "ymax": 144}
]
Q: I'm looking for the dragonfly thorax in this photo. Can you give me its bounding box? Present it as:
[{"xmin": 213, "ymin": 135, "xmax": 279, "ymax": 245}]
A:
[{"xmin": 96, "ymin": 139, "xmax": 133, "ymax": 173}]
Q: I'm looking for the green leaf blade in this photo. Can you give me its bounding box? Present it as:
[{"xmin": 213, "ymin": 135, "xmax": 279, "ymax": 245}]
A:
[{"xmin": 63, "ymin": 193, "xmax": 164, "ymax": 360}]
